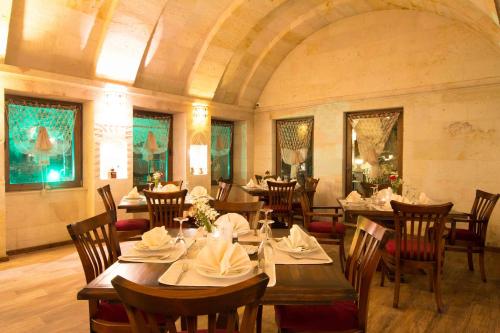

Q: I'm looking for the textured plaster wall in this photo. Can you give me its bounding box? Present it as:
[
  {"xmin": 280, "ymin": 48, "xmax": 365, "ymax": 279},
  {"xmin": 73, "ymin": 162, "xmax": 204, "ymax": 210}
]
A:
[{"xmin": 256, "ymin": 11, "xmax": 500, "ymax": 246}]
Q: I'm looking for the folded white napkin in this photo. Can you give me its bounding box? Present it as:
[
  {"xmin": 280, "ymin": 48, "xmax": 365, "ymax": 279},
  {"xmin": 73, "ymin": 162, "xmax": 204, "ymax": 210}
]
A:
[
  {"xmin": 246, "ymin": 179, "xmax": 257, "ymax": 188},
  {"xmin": 346, "ymin": 191, "xmax": 362, "ymax": 202},
  {"xmin": 139, "ymin": 226, "xmax": 171, "ymax": 250},
  {"xmin": 196, "ymin": 241, "xmax": 251, "ymax": 275},
  {"xmin": 280, "ymin": 225, "xmax": 317, "ymax": 251},
  {"xmin": 214, "ymin": 213, "xmax": 250, "ymax": 235},
  {"xmin": 157, "ymin": 184, "xmax": 179, "ymax": 192},
  {"xmin": 190, "ymin": 186, "xmax": 208, "ymax": 197},
  {"xmin": 276, "ymin": 176, "xmax": 282, "ymax": 182},
  {"xmin": 417, "ymin": 192, "xmax": 432, "ymax": 204},
  {"xmin": 127, "ymin": 187, "xmax": 140, "ymax": 198}
]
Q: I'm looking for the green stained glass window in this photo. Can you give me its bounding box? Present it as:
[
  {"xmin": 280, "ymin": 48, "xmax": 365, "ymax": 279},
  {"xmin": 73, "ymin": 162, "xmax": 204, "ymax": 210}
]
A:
[
  {"xmin": 211, "ymin": 120, "xmax": 233, "ymax": 184},
  {"xmin": 5, "ymin": 95, "xmax": 82, "ymax": 191},
  {"xmin": 133, "ymin": 110, "xmax": 172, "ymax": 186}
]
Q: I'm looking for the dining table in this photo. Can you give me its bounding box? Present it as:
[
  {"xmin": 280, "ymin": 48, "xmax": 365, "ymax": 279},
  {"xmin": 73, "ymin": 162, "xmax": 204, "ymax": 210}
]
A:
[
  {"xmin": 77, "ymin": 228, "xmax": 356, "ymax": 307},
  {"xmin": 118, "ymin": 194, "xmax": 212, "ymax": 214}
]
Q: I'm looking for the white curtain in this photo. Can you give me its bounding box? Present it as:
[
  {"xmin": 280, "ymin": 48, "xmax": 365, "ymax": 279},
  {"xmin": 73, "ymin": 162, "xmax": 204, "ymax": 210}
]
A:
[{"xmin": 277, "ymin": 118, "xmax": 313, "ymax": 179}]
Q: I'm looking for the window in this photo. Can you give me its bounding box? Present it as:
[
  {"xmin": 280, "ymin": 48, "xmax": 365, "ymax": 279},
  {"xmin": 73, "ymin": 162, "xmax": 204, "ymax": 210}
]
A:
[
  {"xmin": 211, "ymin": 119, "xmax": 234, "ymax": 184},
  {"xmin": 276, "ymin": 117, "xmax": 314, "ymax": 182},
  {"xmin": 344, "ymin": 108, "xmax": 403, "ymax": 196},
  {"xmin": 133, "ymin": 110, "xmax": 173, "ymax": 186},
  {"xmin": 5, "ymin": 95, "xmax": 82, "ymax": 191}
]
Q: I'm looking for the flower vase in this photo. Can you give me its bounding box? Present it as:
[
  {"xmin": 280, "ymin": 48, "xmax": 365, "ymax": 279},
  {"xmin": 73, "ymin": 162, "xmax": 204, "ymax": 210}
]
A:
[{"xmin": 153, "ymin": 180, "xmax": 159, "ymax": 191}]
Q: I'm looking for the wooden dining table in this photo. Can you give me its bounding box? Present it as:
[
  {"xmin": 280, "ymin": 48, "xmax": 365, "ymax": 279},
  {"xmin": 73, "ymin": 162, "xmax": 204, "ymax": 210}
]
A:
[
  {"xmin": 77, "ymin": 228, "xmax": 356, "ymax": 306},
  {"xmin": 117, "ymin": 194, "xmax": 210, "ymax": 214}
]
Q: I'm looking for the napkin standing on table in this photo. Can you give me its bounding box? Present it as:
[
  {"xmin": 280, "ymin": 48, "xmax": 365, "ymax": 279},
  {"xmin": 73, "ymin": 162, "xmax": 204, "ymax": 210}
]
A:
[
  {"xmin": 127, "ymin": 187, "xmax": 140, "ymax": 198},
  {"xmin": 280, "ymin": 225, "xmax": 317, "ymax": 251},
  {"xmin": 346, "ymin": 190, "xmax": 362, "ymax": 202},
  {"xmin": 214, "ymin": 213, "xmax": 250, "ymax": 235},
  {"xmin": 140, "ymin": 226, "xmax": 171, "ymax": 250},
  {"xmin": 417, "ymin": 192, "xmax": 432, "ymax": 204},
  {"xmin": 246, "ymin": 179, "xmax": 257, "ymax": 188},
  {"xmin": 196, "ymin": 241, "xmax": 251, "ymax": 275},
  {"xmin": 190, "ymin": 186, "xmax": 208, "ymax": 197},
  {"xmin": 159, "ymin": 184, "xmax": 179, "ymax": 192}
]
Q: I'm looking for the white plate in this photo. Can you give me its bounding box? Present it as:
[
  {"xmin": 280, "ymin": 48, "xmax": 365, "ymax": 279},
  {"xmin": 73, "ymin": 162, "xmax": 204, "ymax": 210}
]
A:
[
  {"xmin": 235, "ymin": 229, "xmax": 251, "ymax": 236},
  {"xmin": 194, "ymin": 263, "xmax": 253, "ymax": 279},
  {"xmin": 275, "ymin": 240, "xmax": 318, "ymax": 254},
  {"xmin": 133, "ymin": 241, "xmax": 173, "ymax": 252},
  {"xmin": 257, "ymin": 219, "xmax": 274, "ymax": 224},
  {"xmin": 125, "ymin": 196, "xmax": 143, "ymax": 201}
]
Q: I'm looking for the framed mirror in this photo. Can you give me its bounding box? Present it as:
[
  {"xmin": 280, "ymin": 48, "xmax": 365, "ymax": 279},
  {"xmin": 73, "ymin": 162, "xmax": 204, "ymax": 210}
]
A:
[{"xmin": 344, "ymin": 108, "xmax": 403, "ymax": 197}]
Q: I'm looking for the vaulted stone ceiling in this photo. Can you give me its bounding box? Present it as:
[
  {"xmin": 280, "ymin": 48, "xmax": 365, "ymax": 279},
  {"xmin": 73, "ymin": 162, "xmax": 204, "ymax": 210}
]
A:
[{"xmin": 2, "ymin": 0, "xmax": 499, "ymax": 107}]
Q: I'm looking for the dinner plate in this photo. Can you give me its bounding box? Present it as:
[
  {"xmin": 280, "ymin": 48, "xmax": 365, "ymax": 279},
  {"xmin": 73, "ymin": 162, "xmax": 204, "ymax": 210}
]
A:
[
  {"xmin": 125, "ymin": 196, "xmax": 143, "ymax": 201},
  {"xmin": 195, "ymin": 263, "xmax": 253, "ymax": 279},
  {"xmin": 275, "ymin": 240, "xmax": 318, "ymax": 254},
  {"xmin": 133, "ymin": 241, "xmax": 173, "ymax": 252}
]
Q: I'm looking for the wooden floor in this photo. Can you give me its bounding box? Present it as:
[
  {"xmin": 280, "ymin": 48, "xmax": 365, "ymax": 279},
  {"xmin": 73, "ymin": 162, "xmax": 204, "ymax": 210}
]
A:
[{"xmin": 1, "ymin": 237, "xmax": 499, "ymax": 332}]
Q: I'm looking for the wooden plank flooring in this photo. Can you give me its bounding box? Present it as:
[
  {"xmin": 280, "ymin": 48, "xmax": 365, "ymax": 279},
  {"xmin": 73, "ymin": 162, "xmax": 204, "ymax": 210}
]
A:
[{"xmin": 1, "ymin": 238, "xmax": 499, "ymax": 332}]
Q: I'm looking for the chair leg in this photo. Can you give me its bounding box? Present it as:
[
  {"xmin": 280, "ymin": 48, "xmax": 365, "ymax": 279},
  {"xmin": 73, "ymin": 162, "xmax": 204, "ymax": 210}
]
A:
[
  {"xmin": 479, "ymin": 250, "xmax": 487, "ymax": 282},
  {"xmin": 434, "ymin": 264, "xmax": 444, "ymax": 313},
  {"xmin": 380, "ymin": 261, "xmax": 386, "ymax": 287},
  {"xmin": 428, "ymin": 266, "xmax": 434, "ymax": 292},
  {"xmin": 256, "ymin": 304, "xmax": 262, "ymax": 333},
  {"xmin": 467, "ymin": 247, "xmax": 474, "ymax": 271},
  {"xmin": 338, "ymin": 240, "xmax": 346, "ymax": 273},
  {"xmin": 393, "ymin": 265, "xmax": 401, "ymax": 308}
]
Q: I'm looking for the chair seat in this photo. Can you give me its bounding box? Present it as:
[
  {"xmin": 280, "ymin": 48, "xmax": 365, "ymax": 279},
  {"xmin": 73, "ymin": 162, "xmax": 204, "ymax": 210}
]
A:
[
  {"xmin": 95, "ymin": 300, "xmax": 129, "ymax": 323},
  {"xmin": 275, "ymin": 301, "xmax": 359, "ymax": 331},
  {"xmin": 116, "ymin": 218, "xmax": 149, "ymax": 232},
  {"xmin": 455, "ymin": 229, "xmax": 482, "ymax": 243},
  {"xmin": 385, "ymin": 239, "xmax": 434, "ymax": 257},
  {"xmin": 308, "ymin": 221, "xmax": 345, "ymax": 235}
]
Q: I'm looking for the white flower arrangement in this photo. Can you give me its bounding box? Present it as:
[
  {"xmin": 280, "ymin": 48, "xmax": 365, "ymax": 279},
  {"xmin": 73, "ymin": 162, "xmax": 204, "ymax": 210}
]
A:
[{"xmin": 189, "ymin": 197, "xmax": 219, "ymax": 232}]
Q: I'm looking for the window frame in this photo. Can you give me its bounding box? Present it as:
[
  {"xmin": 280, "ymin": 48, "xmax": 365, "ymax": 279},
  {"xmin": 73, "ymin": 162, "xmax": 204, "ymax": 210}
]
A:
[
  {"xmin": 4, "ymin": 94, "xmax": 83, "ymax": 192},
  {"xmin": 275, "ymin": 116, "xmax": 314, "ymax": 179},
  {"xmin": 210, "ymin": 119, "xmax": 234, "ymax": 185},
  {"xmin": 132, "ymin": 109, "xmax": 173, "ymax": 185},
  {"xmin": 343, "ymin": 107, "xmax": 404, "ymax": 196}
]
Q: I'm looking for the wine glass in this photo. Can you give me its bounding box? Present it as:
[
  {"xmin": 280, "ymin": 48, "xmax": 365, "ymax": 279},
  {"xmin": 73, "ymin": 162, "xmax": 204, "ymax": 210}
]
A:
[
  {"xmin": 174, "ymin": 216, "xmax": 189, "ymax": 245},
  {"xmin": 258, "ymin": 208, "xmax": 273, "ymax": 240}
]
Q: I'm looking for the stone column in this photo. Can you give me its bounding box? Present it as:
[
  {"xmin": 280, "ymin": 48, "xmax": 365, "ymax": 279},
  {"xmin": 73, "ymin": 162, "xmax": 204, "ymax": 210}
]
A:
[{"xmin": 0, "ymin": 87, "xmax": 7, "ymax": 260}]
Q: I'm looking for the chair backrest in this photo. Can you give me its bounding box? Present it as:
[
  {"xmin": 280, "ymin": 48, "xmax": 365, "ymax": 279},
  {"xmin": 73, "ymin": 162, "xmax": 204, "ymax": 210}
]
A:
[
  {"xmin": 391, "ymin": 201, "xmax": 453, "ymax": 261},
  {"xmin": 66, "ymin": 212, "xmax": 121, "ymax": 283},
  {"xmin": 304, "ymin": 177, "xmax": 319, "ymax": 205},
  {"xmin": 215, "ymin": 181, "xmax": 232, "ymax": 201},
  {"xmin": 267, "ymin": 181, "xmax": 296, "ymax": 213},
  {"xmin": 111, "ymin": 273, "xmax": 269, "ymax": 333},
  {"xmin": 213, "ymin": 200, "xmax": 264, "ymax": 229},
  {"xmin": 96, "ymin": 184, "xmax": 118, "ymax": 222},
  {"xmin": 469, "ymin": 189, "xmax": 499, "ymax": 242},
  {"xmin": 346, "ymin": 216, "xmax": 388, "ymax": 331},
  {"xmin": 254, "ymin": 174, "xmax": 263, "ymax": 184},
  {"xmin": 143, "ymin": 190, "xmax": 188, "ymax": 228}
]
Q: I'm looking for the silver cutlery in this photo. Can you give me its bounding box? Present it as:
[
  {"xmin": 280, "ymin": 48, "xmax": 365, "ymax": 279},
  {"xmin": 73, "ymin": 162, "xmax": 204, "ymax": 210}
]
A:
[
  {"xmin": 175, "ymin": 263, "xmax": 189, "ymax": 284},
  {"xmin": 288, "ymin": 253, "xmax": 326, "ymax": 260}
]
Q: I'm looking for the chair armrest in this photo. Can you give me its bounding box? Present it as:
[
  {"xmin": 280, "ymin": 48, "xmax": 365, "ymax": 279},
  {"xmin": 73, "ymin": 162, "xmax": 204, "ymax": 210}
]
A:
[
  {"xmin": 451, "ymin": 215, "xmax": 472, "ymax": 223},
  {"xmin": 312, "ymin": 206, "xmax": 343, "ymax": 212}
]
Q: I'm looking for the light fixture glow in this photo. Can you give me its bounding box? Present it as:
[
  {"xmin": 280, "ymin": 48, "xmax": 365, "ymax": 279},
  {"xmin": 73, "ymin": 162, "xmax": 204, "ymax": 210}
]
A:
[
  {"xmin": 47, "ymin": 169, "xmax": 61, "ymax": 182},
  {"xmin": 189, "ymin": 144, "xmax": 208, "ymax": 175}
]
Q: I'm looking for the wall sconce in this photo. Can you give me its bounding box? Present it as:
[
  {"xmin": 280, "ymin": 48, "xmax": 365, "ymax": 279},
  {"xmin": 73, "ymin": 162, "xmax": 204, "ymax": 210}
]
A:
[
  {"xmin": 189, "ymin": 144, "xmax": 208, "ymax": 175},
  {"xmin": 192, "ymin": 103, "xmax": 208, "ymax": 126}
]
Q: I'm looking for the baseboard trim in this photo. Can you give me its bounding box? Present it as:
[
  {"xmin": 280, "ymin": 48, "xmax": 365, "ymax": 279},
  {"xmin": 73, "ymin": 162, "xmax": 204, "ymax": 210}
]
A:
[
  {"xmin": 0, "ymin": 256, "xmax": 9, "ymax": 262},
  {"xmin": 6, "ymin": 240, "xmax": 73, "ymax": 256}
]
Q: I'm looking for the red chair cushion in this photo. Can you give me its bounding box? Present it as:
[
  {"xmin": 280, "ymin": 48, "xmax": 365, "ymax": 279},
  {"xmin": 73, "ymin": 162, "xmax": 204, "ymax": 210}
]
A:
[
  {"xmin": 455, "ymin": 229, "xmax": 481, "ymax": 242},
  {"xmin": 385, "ymin": 239, "xmax": 434, "ymax": 257},
  {"xmin": 275, "ymin": 301, "xmax": 359, "ymax": 331},
  {"xmin": 308, "ymin": 221, "xmax": 346, "ymax": 235},
  {"xmin": 116, "ymin": 218, "xmax": 149, "ymax": 232},
  {"xmin": 95, "ymin": 300, "xmax": 129, "ymax": 323}
]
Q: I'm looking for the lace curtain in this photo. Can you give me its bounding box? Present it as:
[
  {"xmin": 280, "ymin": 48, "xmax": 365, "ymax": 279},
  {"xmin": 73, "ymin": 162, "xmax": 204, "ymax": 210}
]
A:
[
  {"xmin": 277, "ymin": 118, "xmax": 313, "ymax": 178},
  {"xmin": 348, "ymin": 112, "xmax": 399, "ymax": 178},
  {"xmin": 133, "ymin": 114, "xmax": 171, "ymax": 161},
  {"xmin": 7, "ymin": 101, "xmax": 77, "ymax": 166},
  {"xmin": 211, "ymin": 121, "xmax": 233, "ymax": 182}
]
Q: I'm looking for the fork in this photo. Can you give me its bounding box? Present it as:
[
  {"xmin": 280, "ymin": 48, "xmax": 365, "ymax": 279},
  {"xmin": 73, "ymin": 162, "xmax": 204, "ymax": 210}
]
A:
[{"xmin": 175, "ymin": 263, "xmax": 189, "ymax": 284}]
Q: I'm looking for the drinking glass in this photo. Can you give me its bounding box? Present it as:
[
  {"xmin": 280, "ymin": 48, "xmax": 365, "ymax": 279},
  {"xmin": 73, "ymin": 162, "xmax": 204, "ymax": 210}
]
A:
[
  {"xmin": 258, "ymin": 208, "xmax": 273, "ymax": 240},
  {"xmin": 174, "ymin": 217, "xmax": 189, "ymax": 245}
]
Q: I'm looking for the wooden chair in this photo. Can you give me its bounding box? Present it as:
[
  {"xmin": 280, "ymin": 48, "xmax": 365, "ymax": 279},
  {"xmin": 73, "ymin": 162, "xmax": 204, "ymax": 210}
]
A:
[
  {"xmin": 66, "ymin": 213, "xmax": 130, "ymax": 333},
  {"xmin": 215, "ymin": 181, "xmax": 232, "ymax": 201},
  {"xmin": 300, "ymin": 191, "xmax": 346, "ymax": 272},
  {"xmin": 136, "ymin": 180, "xmax": 183, "ymax": 192},
  {"xmin": 266, "ymin": 181, "xmax": 296, "ymax": 228},
  {"xmin": 143, "ymin": 190, "xmax": 188, "ymax": 228},
  {"xmin": 212, "ymin": 200, "xmax": 264, "ymax": 231},
  {"xmin": 446, "ymin": 189, "xmax": 499, "ymax": 282},
  {"xmin": 292, "ymin": 177, "xmax": 320, "ymax": 220},
  {"xmin": 111, "ymin": 273, "xmax": 269, "ymax": 333},
  {"xmin": 97, "ymin": 185, "xmax": 149, "ymax": 241},
  {"xmin": 274, "ymin": 216, "xmax": 388, "ymax": 332},
  {"xmin": 381, "ymin": 201, "xmax": 453, "ymax": 312}
]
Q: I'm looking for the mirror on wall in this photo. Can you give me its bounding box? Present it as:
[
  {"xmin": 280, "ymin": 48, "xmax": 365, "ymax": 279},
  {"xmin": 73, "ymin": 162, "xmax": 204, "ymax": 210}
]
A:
[{"xmin": 344, "ymin": 108, "xmax": 403, "ymax": 197}]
